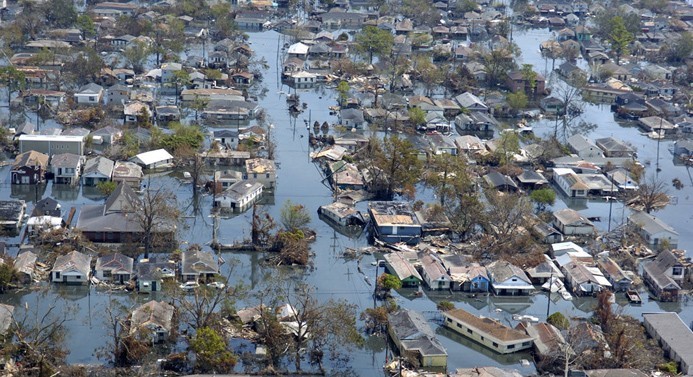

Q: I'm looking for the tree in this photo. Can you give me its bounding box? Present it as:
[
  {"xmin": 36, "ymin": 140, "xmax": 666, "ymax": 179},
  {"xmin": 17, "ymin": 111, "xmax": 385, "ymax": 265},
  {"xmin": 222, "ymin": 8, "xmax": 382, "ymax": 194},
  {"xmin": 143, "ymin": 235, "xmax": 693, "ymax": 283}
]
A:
[
  {"xmin": 506, "ymin": 91, "xmax": 528, "ymax": 113},
  {"xmin": 135, "ymin": 185, "xmax": 180, "ymax": 256},
  {"xmin": 593, "ymin": 8, "xmax": 640, "ymax": 41},
  {"xmin": 42, "ymin": 0, "xmax": 77, "ymax": 28},
  {"xmin": 594, "ymin": 290, "xmax": 615, "ymax": 334},
  {"xmin": 478, "ymin": 191, "xmax": 538, "ymax": 263},
  {"xmin": 547, "ymin": 311, "xmax": 569, "ymax": 330},
  {"xmin": 63, "ymin": 47, "xmax": 104, "ymax": 86},
  {"xmin": 662, "ymin": 32, "xmax": 693, "ymax": 63},
  {"xmin": 520, "ymin": 63, "xmax": 538, "ymax": 97},
  {"xmin": 408, "ymin": 107, "xmax": 426, "ymax": 127},
  {"xmin": 361, "ymin": 135, "xmax": 422, "ymax": 199},
  {"xmin": 157, "ymin": 122, "xmax": 205, "ymax": 153},
  {"xmin": 96, "ymin": 180, "xmax": 117, "ymax": 196},
  {"xmin": 552, "ymin": 75, "xmax": 596, "ymax": 141},
  {"xmin": 436, "ymin": 301, "xmax": 455, "ymax": 311},
  {"xmin": 530, "ymin": 187, "xmax": 556, "ymax": 212},
  {"xmin": 423, "ymin": 153, "xmax": 470, "ymax": 207},
  {"xmin": 123, "ymin": 40, "xmax": 151, "ymax": 74},
  {"xmin": 354, "ymin": 26, "xmax": 394, "ymax": 64},
  {"xmin": 171, "ymin": 70, "xmax": 190, "ymax": 105},
  {"xmin": 630, "ymin": 175, "xmax": 669, "ymax": 213},
  {"xmin": 0, "ymin": 66, "xmax": 26, "ymax": 110},
  {"xmin": 480, "ymin": 44, "xmax": 518, "ymax": 86},
  {"xmin": 494, "ymin": 130, "xmax": 520, "ymax": 166},
  {"xmin": 76, "ymin": 14, "xmax": 96, "ymax": 40},
  {"xmin": 251, "ymin": 204, "xmax": 275, "ymax": 247},
  {"xmin": 279, "ymin": 200, "xmax": 311, "ymax": 232},
  {"xmin": 336, "ymin": 80, "xmax": 350, "ymax": 106},
  {"xmin": 189, "ymin": 327, "xmax": 236, "ymax": 373},
  {"xmin": 608, "ymin": 16, "xmax": 634, "ymax": 65},
  {"xmin": 11, "ymin": 296, "xmax": 72, "ymax": 377},
  {"xmin": 0, "ymin": 261, "xmax": 15, "ymax": 292},
  {"xmin": 377, "ymin": 273, "xmax": 402, "ymax": 290}
]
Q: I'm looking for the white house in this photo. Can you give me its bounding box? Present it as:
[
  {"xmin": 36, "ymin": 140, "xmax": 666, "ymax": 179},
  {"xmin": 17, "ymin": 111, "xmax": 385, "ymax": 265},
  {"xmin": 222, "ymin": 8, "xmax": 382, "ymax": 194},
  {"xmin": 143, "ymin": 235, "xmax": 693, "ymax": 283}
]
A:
[
  {"xmin": 244, "ymin": 158, "xmax": 276, "ymax": 189},
  {"xmin": 50, "ymin": 153, "xmax": 83, "ymax": 185},
  {"xmin": 213, "ymin": 181, "xmax": 263, "ymax": 212},
  {"xmin": 130, "ymin": 149, "xmax": 174, "ymax": 169},
  {"xmin": 628, "ymin": 211, "xmax": 679, "ymax": 249},
  {"xmin": 287, "ymin": 42, "xmax": 309, "ymax": 59},
  {"xmin": 566, "ymin": 135, "xmax": 603, "ymax": 159},
  {"xmin": 74, "ymin": 83, "xmax": 104, "ymax": 105},
  {"xmin": 552, "ymin": 168, "xmax": 588, "ymax": 198},
  {"xmin": 553, "ymin": 208, "xmax": 595, "ymax": 236},
  {"xmin": 443, "ymin": 308, "xmax": 534, "ymax": 354},
  {"xmin": 161, "ymin": 62, "xmax": 183, "ymax": 83},
  {"xmin": 290, "ymin": 71, "xmax": 317, "ymax": 88},
  {"xmin": 486, "ymin": 260, "xmax": 534, "ymax": 296},
  {"xmin": 51, "ymin": 251, "xmax": 91, "ymax": 284},
  {"xmin": 419, "ymin": 254, "xmax": 452, "ymax": 290},
  {"xmin": 82, "ymin": 156, "xmax": 114, "ymax": 186}
]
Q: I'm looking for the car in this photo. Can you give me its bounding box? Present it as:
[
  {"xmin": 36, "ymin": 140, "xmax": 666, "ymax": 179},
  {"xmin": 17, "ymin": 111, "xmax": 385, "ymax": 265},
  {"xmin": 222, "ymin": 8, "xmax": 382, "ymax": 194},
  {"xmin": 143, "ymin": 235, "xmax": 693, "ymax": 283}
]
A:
[
  {"xmin": 207, "ymin": 281, "xmax": 226, "ymax": 289},
  {"xmin": 179, "ymin": 281, "xmax": 200, "ymax": 291}
]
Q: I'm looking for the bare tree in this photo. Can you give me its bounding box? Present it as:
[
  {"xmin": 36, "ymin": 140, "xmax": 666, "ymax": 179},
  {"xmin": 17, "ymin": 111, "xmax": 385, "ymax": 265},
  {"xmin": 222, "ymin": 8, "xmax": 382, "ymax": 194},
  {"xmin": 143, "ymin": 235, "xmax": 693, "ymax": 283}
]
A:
[
  {"xmin": 135, "ymin": 184, "xmax": 180, "ymax": 257},
  {"xmin": 628, "ymin": 175, "xmax": 669, "ymax": 213},
  {"xmin": 11, "ymin": 295, "xmax": 73, "ymax": 377},
  {"xmin": 551, "ymin": 75, "xmax": 596, "ymax": 141}
]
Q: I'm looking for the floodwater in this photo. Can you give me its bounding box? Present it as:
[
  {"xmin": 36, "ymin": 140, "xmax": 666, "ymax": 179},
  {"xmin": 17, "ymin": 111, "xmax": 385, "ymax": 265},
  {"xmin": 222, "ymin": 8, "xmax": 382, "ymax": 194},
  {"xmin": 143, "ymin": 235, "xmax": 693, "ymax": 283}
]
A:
[{"xmin": 0, "ymin": 26, "xmax": 692, "ymax": 375}]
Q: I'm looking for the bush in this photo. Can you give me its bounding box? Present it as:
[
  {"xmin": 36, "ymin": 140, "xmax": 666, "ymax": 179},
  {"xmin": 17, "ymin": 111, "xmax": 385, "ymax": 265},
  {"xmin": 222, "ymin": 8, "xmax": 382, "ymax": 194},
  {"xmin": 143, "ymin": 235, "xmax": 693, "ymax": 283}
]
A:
[
  {"xmin": 437, "ymin": 301, "xmax": 455, "ymax": 311},
  {"xmin": 377, "ymin": 273, "xmax": 402, "ymax": 290},
  {"xmin": 547, "ymin": 311, "xmax": 569, "ymax": 330},
  {"xmin": 658, "ymin": 361, "xmax": 678, "ymax": 374}
]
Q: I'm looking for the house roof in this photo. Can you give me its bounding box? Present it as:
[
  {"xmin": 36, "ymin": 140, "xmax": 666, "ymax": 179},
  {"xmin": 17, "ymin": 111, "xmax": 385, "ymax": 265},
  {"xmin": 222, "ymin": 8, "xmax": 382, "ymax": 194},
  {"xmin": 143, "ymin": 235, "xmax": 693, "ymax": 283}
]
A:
[
  {"xmin": 130, "ymin": 300, "xmax": 174, "ymax": 335},
  {"xmin": 52, "ymin": 250, "xmax": 91, "ymax": 276},
  {"xmin": 487, "ymin": 260, "xmax": 532, "ymax": 286},
  {"xmin": 50, "ymin": 153, "xmax": 81, "ymax": 169},
  {"xmin": 445, "ymin": 308, "xmax": 533, "ymax": 342},
  {"xmin": 525, "ymin": 255, "xmax": 564, "ymax": 279},
  {"xmin": 419, "ymin": 253, "xmax": 450, "ymax": 281},
  {"xmin": 32, "ymin": 197, "xmax": 61, "ymax": 217},
  {"xmin": 451, "ymin": 367, "xmax": 523, "ymax": 377},
  {"xmin": 246, "ymin": 158, "xmax": 276, "ymax": 174},
  {"xmin": 517, "ymin": 169, "xmax": 548, "ymax": 185},
  {"xmin": 113, "ymin": 161, "xmax": 143, "ymax": 180},
  {"xmin": 643, "ymin": 312, "xmax": 693, "ymax": 368},
  {"xmin": 0, "ymin": 200, "xmax": 26, "ymax": 223},
  {"xmin": 287, "ymin": 42, "xmax": 309, "ymax": 55},
  {"xmin": 95, "ymin": 253, "xmax": 134, "ymax": 274},
  {"xmin": 181, "ymin": 249, "xmax": 219, "ymax": 275},
  {"xmin": 220, "ymin": 181, "xmax": 263, "ymax": 202},
  {"xmin": 83, "ymin": 156, "xmax": 115, "ymax": 178},
  {"xmin": 78, "ymin": 83, "xmax": 103, "ymax": 94},
  {"xmin": 483, "ymin": 171, "xmax": 518, "ymax": 190},
  {"xmin": 13, "ymin": 150, "xmax": 49, "ymax": 170},
  {"xmin": 642, "ymin": 250, "xmax": 682, "ymax": 291},
  {"xmin": 455, "ymin": 92, "xmax": 487, "ymax": 109},
  {"xmin": 595, "ymin": 137, "xmax": 634, "ymax": 154},
  {"xmin": 104, "ymin": 182, "xmax": 140, "ymax": 215},
  {"xmin": 553, "ymin": 208, "xmax": 594, "ymax": 227},
  {"xmin": 135, "ymin": 258, "xmax": 176, "ymax": 281},
  {"xmin": 383, "ymin": 252, "xmax": 422, "ymax": 282},
  {"xmin": 567, "ymin": 134, "xmax": 599, "ymax": 153},
  {"xmin": 628, "ymin": 211, "xmax": 678, "ymax": 236},
  {"xmin": 131, "ymin": 149, "xmax": 173, "ymax": 166},
  {"xmin": 369, "ymin": 201, "xmax": 419, "ymax": 227},
  {"xmin": 597, "ymin": 257, "xmax": 630, "ymax": 283},
  {"xmin": 15, "ymin": 251, "xmax": 37, "ymax": 277},
  {"xmin": 388, "ymin": 309, "xmax": 447, "ymax": 358},
  {"xmin": 521, "ymin": 322, "xmax": 565, "ymax": 356},
  {"xmin": 564, "ymin": 262, "xmax": 612, "ymax": 288}
]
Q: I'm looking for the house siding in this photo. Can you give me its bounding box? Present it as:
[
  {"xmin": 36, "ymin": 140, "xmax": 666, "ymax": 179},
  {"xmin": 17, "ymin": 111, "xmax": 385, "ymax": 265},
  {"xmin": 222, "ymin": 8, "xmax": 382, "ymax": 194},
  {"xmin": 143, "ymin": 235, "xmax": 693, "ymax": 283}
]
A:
[{"xmin": 443, "ymin": 314, "xmax": 533, "ymax": 354}]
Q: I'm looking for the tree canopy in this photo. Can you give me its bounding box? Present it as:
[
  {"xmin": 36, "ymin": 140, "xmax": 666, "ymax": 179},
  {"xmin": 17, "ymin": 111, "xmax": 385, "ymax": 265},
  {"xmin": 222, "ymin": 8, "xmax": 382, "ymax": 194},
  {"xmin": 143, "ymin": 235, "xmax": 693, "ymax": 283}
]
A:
[{"xmin": 354, "ymin": 26, "xmax": 394, "ymax": 64}]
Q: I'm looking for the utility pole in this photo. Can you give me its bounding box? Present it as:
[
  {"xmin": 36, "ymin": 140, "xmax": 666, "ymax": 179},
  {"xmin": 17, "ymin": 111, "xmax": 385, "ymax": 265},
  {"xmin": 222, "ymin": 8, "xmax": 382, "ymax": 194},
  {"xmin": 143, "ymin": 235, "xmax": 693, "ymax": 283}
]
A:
[{"xmin": 546, "ymin": 269, "xmax": 554, "ymax": 319}]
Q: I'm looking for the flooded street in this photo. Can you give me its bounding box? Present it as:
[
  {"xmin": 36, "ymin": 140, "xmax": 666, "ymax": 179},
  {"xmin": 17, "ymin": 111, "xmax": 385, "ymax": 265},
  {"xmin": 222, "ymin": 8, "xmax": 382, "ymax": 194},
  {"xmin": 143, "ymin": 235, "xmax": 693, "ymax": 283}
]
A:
[{"xmin": 0, "ymin": 23, "xmax": 692, "ymax": 375}]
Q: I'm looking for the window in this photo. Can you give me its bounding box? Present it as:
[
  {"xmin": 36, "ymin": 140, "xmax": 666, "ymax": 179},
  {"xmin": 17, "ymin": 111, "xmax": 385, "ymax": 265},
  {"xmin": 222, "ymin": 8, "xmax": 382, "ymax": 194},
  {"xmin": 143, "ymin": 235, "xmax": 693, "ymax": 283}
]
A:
[
  {"xmin": 508, "ymin": 344, "xmax": 515, "ymax": 349},
  {"xmin": 673, "ymin": 266, "xmax": 683, "ymax": 275},
  {"xmin": 466, "ymin": 329, "xmax": 473, "ymax": 335},
  {"xmin": 522, "ymin": 341, "xmax": 531, "ymax": 346},
  {"xmin": 492, "ymin": 342, "xmax": 498, "ymax": 348},
  {"xmin": 480, "ymin": 336, "xmax": 484, "ymax": 341},
  {"xmin": 266, "ymin": 173, "xmax": 270, "ymax": 178},
  {"xmin": 103, "ymin": 270, "xmax": 112, "ymax": 277},
  {"xmin": 446, "ymin": 318, "xmax": 452, "ymax": 323},
  {"xmin": 253, "ymin": 173, "xmax": 257, "ymax": 178},
  {"xmin": 75, "ymin": 275, "xmax": 80, "ymax": 280},
  {"xmin": 55, "ymin": 272, "xmax": 60, "ymax": 279},
  {"xmin": 456, "ymin": 323, "xmax": 462, "ymax": 328}
]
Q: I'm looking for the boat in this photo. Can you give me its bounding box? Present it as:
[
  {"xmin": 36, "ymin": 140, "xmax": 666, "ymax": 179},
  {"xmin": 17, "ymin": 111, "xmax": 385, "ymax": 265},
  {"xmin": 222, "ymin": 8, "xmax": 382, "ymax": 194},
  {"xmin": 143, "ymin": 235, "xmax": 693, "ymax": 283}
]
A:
[{"xmin": 626, "ymin": 289, "xmax": 642, "ymax": 304}]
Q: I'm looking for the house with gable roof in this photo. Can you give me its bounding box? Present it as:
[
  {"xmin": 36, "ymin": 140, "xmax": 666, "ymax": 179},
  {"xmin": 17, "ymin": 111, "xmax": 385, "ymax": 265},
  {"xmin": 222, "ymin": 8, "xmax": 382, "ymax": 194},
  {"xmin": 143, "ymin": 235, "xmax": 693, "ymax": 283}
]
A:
[
  {"xmin": 95, "ymin": 253, "xmax": 134, "ymax": 284},
  {"xmin": 642, "ymin": 250, "xmax": 684, "ymax": 302},
  {"xmin": 443, "ymin": 308, "xmax": 534, "ymax": 354},
  {"xmin": 628, "ymin": 211, "xmax": 679, "ymax": 249},
  {"xmin": 129, "ymin": 300, "xmax": 175, "ymax": 343},
  {"xmin": 180, "ymin": 249, "xmax": 219, "ymax": 282},
  {"xmin": 486, "ymin": 260, "xmax": 534, "ymax": 296},
  {"xmin": 388, "ymin": 309, "xmax": 447, "ymax": 368},
  {"xmin": 51, "ymin": 250, "xmax": 91, "ymax": 284}
]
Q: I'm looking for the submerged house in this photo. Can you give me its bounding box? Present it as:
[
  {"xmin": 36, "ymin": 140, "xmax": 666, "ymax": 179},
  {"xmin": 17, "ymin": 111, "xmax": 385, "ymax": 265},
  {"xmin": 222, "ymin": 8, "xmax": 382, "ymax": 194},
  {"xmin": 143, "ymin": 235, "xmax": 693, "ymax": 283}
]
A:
[
  {"xmin": 441, "ymin": 255, "xmax": 490, "ymax": 292},
  {"xmin": 486, "ymin": 261, "xmax": 534, "ymax": 296},
  {"xmin": 95, "ymin": 253, "xmax": 134, "ymax": 284},
  {"xmin": 180, "ymin": 249, "xmax": 219, "ymax": 282},
  {"xmin": 129, "ymin": 300, "xmax": 175, "ymax": 343},
  {"xmin": 419, "ymin": 253, "xmax": 452, "ymax": 291},
  {"xmin": 51, "ymin": 251, "xmax": 91, "ymax": 284},
  {"xmin": 628, "ymin": 211, "xmax": 679, "ymax": 249},
  {"xmin": 213, "ymin": 181, "xmax": 263, "ymax": 212},
  {"xmin": 388, "ymin": 309, "xmax": 447, "ymax": 368},
  {"xmin": 368, "ymin": 201, "xmax": 422, "ymax": 245},
  {"xmin": 642, "ymin": 250, "xmax": 683, "ymax": 302},
  {"xmin": 0, "ymin": 200, "xmax": 27, "ymax": 233},
  {"xmin": 11, "ymin": 151, "xmax": 49, "ymax": 185},
  {"xmin": 318, "ymin": 202, "xmax": 366, "ymax": 227},
  {"xmin": 383, "ymin": 252, "xmax": 423, "ymax": 287},
  {"xmin": 443, "ymin": 308, "xmax": 534, "ymax": 354}
]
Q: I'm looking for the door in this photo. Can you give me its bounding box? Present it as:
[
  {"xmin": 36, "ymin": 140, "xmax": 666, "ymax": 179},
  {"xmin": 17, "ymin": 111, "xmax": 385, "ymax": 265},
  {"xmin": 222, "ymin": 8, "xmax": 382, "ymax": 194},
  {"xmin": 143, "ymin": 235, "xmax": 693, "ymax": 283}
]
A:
[{"xmin": 151, "ymin": 281, "xmax": 157, "ymax": 291}]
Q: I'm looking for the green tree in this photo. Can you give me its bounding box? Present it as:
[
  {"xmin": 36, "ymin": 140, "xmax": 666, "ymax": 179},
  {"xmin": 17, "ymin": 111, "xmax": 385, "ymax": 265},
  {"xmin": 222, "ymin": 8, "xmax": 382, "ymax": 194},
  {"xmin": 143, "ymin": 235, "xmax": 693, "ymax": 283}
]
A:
[
  {"xmin": 423, "ymin": 153, "xmax": 470, "ymax": 207},
  {"xmin": 408, "ymin": 107, "xmax": 426, "ymax": 126},
  {"xmin": 480, "ymin": 44, "xmax": 518, "ymax": 86},
  {"xmin": 362, "ymin": 135, "xmax": 423, "ymax": 199},
  {"xmin": 123, "ymin": 40, "xmax": 151, "ymax": 74},
  {"xmin": 0, "ymin": 262, "xmax": 15, "ymax": 292},
  {"xmin": 75, "ymin": 14, "xmax": 96, "ymax": 39},
  {"xmin": 0, "ymin": 66, "xmax": 26, "ymax": 109},
  {"xmin": 96, "ymin": 181, "xmax": 117, "ymax": 196},
  {"xmin": 189, "ymin": 327, "xmax": 236, "ymax": 373},
  {"xmin": 520, "ymin": 63, "xmax": 538, "ymax": 97},
  {"xmin": 377, "ymin": 273, "xmax": 402, "ymax": 290},
  {"xmin": 42, "ymin": 0, "xmax": 77, "ymax": 28},
  {"xmin": 64, "ymin": 47, "xmax": 104, "ymax": 86},
  {"xmin": 506, "ymin": 91, "xmax": 528, "ymax": 112},
  {"xmin": 336, "ymin": 80, "xmax": 350, "ymax": 106},
  {"xmin": 354, "ymin": 26, "xmax": 394, "ymax": 64},
  {"xmin": 663, "ymin": 32, "xmax": 693, "ymax": 63},
  {"xmin": 495, "ymin": 131, "xmax": 520, "ymax": 166},
  {"xmin": 171, "ymin": 70, "xmax": 190, "ymax": 105},
  {"xmin": 530, "ymin": 187, "xmax": 556, "ymax": 212},
  {"xmin": 157, "ymin": 123, "xmax": 204, "ymax": 153},
  {"xmin": 608, "ymin": 16, "xmax": 634, "ymax": 65},
  {"xmin": 279, "ymin": 200, "xmax": 311, "ymax": 232},
  {"xmin": 436, "ymin": 301, "xmax": 455, "ymax": 311},
  {"xmin": 547, "ymin": 311, "xmax": 570, "ymax": 330}
]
